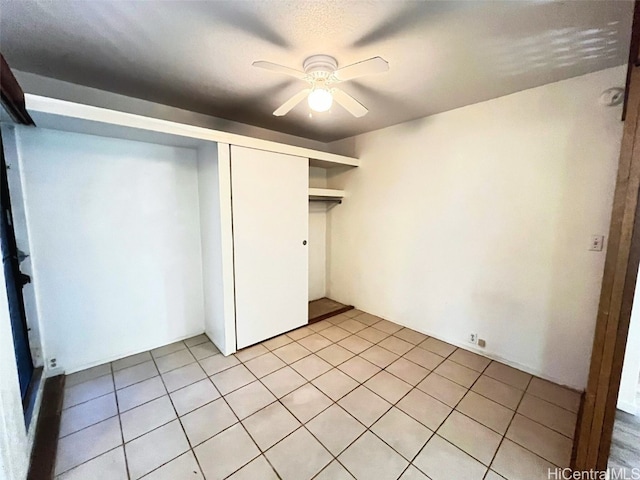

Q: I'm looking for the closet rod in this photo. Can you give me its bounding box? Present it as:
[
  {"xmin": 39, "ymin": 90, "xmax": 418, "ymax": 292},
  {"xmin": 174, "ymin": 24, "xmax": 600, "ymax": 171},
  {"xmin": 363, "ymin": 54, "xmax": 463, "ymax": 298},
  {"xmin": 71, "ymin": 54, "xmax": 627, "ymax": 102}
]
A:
[{"xmin": 309, "ymin": 198, "xmax": 342, "ymax": 204}]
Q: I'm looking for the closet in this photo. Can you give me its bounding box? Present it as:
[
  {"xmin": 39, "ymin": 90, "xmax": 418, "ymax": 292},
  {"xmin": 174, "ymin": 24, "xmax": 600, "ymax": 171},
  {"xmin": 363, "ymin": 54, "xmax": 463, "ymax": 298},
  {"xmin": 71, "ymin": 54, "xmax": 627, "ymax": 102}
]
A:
[{"xmin": 10, "ymin": 94, "xmax": 359, "ymax": 372}]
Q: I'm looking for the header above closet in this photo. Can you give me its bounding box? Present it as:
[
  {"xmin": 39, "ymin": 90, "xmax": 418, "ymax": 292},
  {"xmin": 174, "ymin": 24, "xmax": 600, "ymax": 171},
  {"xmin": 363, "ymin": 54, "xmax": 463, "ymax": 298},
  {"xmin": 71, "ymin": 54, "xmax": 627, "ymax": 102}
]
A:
[{"xmin": 22, "ymin": 94, "xmax": 360, "ymax": 169}]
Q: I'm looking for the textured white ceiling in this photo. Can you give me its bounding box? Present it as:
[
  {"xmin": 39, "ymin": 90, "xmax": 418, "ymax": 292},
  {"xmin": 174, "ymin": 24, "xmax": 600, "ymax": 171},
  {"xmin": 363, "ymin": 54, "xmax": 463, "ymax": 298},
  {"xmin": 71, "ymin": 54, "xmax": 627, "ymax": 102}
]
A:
[{"xmin": 0, "ymin": 0, "xmax": 633, "ymax": 142}]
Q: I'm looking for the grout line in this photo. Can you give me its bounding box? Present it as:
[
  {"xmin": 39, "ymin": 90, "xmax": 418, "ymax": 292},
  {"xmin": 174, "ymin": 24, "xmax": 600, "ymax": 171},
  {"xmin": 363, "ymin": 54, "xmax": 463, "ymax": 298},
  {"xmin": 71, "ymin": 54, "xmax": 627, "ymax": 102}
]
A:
[{"xmin": 109, "ymin": 362, "xmax": 131, "ymax": 480}]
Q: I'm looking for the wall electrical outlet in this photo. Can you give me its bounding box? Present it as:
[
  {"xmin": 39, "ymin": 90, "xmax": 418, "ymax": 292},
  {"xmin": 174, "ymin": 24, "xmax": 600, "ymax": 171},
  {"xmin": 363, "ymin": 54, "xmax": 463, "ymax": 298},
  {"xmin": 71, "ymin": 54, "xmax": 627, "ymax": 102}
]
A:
[
  {"xmin": 589, "ymin": 235, "xmax": 605, "ymax": 252},
  {"xmin": 469, "ymin": 333, "xmax": 478, "ymax": 345}
]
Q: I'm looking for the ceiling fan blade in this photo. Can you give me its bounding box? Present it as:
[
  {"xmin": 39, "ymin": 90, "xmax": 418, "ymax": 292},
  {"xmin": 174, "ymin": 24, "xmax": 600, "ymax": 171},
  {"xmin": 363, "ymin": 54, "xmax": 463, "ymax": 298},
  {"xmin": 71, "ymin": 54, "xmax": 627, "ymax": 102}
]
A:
[
  {"xmin": 273, "ymin": 89, "xmax": 311, "ymax": 116},
  {"xmin": 252, "ymin": 61, "xmax": 307, "ymax": 79},
  {"xmin": 334, "ymin": 56, "xmax": 389, "ymax": 82},
  {"xmin": 332, "ymin": 88, "xmax": 368, "ymax": 117}
]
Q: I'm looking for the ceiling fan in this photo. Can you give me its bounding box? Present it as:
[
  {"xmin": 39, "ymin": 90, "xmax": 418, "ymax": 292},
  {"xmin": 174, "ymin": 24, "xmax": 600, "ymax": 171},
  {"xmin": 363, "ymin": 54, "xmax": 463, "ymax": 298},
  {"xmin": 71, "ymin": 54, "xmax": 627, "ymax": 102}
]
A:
[{"xmin": 252, "ymin": 55, "xmax": 389, "ymax": 118}]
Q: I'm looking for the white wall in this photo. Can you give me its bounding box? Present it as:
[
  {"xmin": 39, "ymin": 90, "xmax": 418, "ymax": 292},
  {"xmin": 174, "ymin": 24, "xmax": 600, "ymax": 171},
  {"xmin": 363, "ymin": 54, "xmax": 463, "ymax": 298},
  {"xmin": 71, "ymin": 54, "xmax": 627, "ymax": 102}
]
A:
[
  {"xmin": 618, "ymin": 269, "xmax": 640, "ymax": 414},
  {"xmin": 328, "ymin": 66, "xmax": 626, "ymax": 390},
  {"xmin": 309, "ymin": 167, "xmax": 328, "ymax": 301},
  {"xmin": 198, "ymin": 143, "xmax": 237, "ymax": 355},
  {"xmin": 14, "ymin": 127, "xmax": 205, "ymax": 373}
]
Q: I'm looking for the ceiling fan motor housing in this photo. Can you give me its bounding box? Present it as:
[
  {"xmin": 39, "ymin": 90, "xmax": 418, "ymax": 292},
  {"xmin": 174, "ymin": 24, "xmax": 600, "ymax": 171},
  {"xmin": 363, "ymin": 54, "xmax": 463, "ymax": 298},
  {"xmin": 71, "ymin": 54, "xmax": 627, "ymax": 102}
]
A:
[{"xmin": 303, "ymin": 55, "xmax": 338, "ymax": 82}]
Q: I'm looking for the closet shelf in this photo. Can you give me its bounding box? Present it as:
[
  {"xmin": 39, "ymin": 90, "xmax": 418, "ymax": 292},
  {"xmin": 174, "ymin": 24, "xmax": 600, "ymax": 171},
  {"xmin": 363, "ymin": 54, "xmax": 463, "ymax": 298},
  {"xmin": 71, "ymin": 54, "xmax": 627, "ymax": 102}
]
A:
[{"xmin": 308, "ymin": 188, "xmax": 344, "ymax": 204}]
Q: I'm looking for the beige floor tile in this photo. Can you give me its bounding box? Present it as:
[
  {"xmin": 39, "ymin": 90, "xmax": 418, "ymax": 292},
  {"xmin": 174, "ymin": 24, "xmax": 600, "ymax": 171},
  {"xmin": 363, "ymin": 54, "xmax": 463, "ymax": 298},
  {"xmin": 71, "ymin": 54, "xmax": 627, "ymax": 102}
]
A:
[
  {"xmin": 373, "ymin": 319, "xmax": 404, "ymax": 334},
  {"xmin": 287, "ymin": 326, "xmax": 315, "ymax": 341},
  {"xmin": 338, "ymin": 335, "xmax": 374, "ymax": 354},
  {"xmin": 308, "ymin": 319, "xmax": 333, "ymax": 333},
  {"xmin": 413, "ymin": 435, "xmax": 487, "ymax": 480},
  {"xmin": 416, "ymin": 372, "xmax": 467, "ymax": 407},
  {"xmin": 184, "ymin": 334, "xmax": 210, "ymax": 348},
  {"xmin": 364, "ymin": 371, "xmax": 412, "ymax": 404},
  {"xmin": 356, "ymin": 326, "xmax": 390, "ymax": 343},
  {"xmin": 371, "ymin": 407, "xmax": 433, "ymax": 460},
  {"xmin": 155, "ymin": 349, "xmax": 196, "ymax": 374},
  {"xmin": 199, "ymin": 353, "xmax": 240, "ymax": 376},
  {"xmin": 194, "ymin": 423, "xmax": 260, "ymax": 480},
  {"xmin": 379, "ymin": 336, "xmax": 415, "ymax": 356},
  {"xmin": 291, "ymin": 354, "xmax": 333, "ymax": 380},
  {"xmin": 142, "ymin": 451, "xmax": 204, "ymax": 480},
  {"xmin": 386, "ymin": 358, "xmax": 430, "ymax": 385},
  {"xmin": 297, "ymin": 333, "xmax": 333, "ymax": 352},
  {"xmin": 340, "ymin": 318, "xmax": 368, "ymax": 334},
  {"xmin": 320, "ymin": 325, "xmax": 352, "ymax": 343},
  {"xmin": 55, "ymin": 418, "xmax": 122, "ymax": 475},
  {"xmin": 244, "ymin": 352, "xmax": 286, "ymax": 378},
  {"xmin": 434, "ymin": 359, "xmax": 481, "ymax": 388},
  {"xmin": 210, "ymin": 364, "xmax": 255, "ymax": 395},
  {"xmin": 189, "ymin": 342, "xmax": 220, "ymax": 361},
  {"xmin": 393, "ymin": 328, "xmax": 428, "ymax": 345},
  {"xmin": 116, "ymin": 376, "xmax": 166, "ymax": 413},
  {"xmin": 456, "ymin": 391, "xmax": 514, "ymax": 434},
  {"xmin": 225, "ymin": 380, "xmax": 276, "ymax": 419},
  {"xmin": 506, "ymin": 414, "xmax": 572, "ymax": 467},
  {"xmin": 180, "ymin": 397, "xmax": 238, "ymax": 446},
  {"xmin": 449, "ymin": 349, "xmax": 491, "ymax": 372},
  {"xmin": 339, "ymin": 431, "xmax": 409, "ymax": 480},
  {"xmin": 169, "ymin": 378, "xmax": 220, "ymax": 416},
  {"xmin": 485, "ymin": 471, "xmax": 507, "ymax": 480},
  {"xmin": 112, "ymin": 352, "xmax": 152, "ymax": 372},
  {"xmin": 418, "ymin": 337, "xmax": 457, "ymax": 357},
  {"xmin": 262, "ymin": 334, "xmax": 293, "ymax": 350},
  {"xmin": 338, "ymin": 355, "xmax": 381, "ymax": 383},
  {"xmin": 404, "ymin": 347, "xmax": 445, "ymax": 370},
  {"xmin": 56, "ymin": 446, "xmax": 127, "ymax": 480},
  {"xmin": 327, "ymin": 314, "xmax": 351, "ymax": 324},
  {"xmin": 242, "ymin": 402, "xmax": 301, "ymax": 450},
  {"xmin": 396, "ymin": 389, "xmax": 451, "ymax": 430},
  {"xmin": 227, "ymin": 455, "xmax": 278, "ymax": 480},
  {"xmin": 266, "ymin": 427, "xmax": 332, "ymax": 480},
  {"xmin": 399, "ymin": 465, "xmax": 430, "ymax": 480},
  {"xmin": 272, "ymin": 342, "xmax": 312, "ymax": 364},
  {"xmin": 339, "ymin": 385, "xmax": 392, "ymax": 427},
  {"xmin": 162, "ymin": 362, "xmax": 206, "ymax": 393},
  {"xmin": 66, "ymin": 364, "xmax": 112, "ymax": 388},
  {"xmin": 343, "ymin": 309, "xmax": 364, "ymax": 318},
  {"xmin": 281, "ymin": 383, "xmax": 333, "ymax": 423},
  {"xmin": 517, "ymin": 394, "xmax": 577, "ymax": 438},
  {"xmin": 125, "ymin": 420, "xmax": 190, "ymax": 479},
  {"xmin": 438, "ymin": 411, "xmax": 502, "ymax": 465},
  {"xmin": 316, "ymin": 344, "xmax": 355, "ymax": 366},
  {"xmin": 151, "ymin": 341, "xmax": 187, "ymax": 358},
  {"xmin": 235, "ymin": 344, "xmax": 269, "ymax": 362},
  {"xmin": 114, "ymin": 361, "xmax": 159, "ymax": 390},
  {"xmin": 307, "ymin": 404, "xmax": 366, "ymax": 455},
  {"xmin": 63, "ymin": 374, "xmax": 114, "ymax": 409},
  {"xmin": 59, "ymin": 393, "xmax": 118, "ymax": 437},
  {"xmin": 312, "ymin": 368, "xmax": 359, "ymax": 401},
  {"xmin": 121, "ymin": 395, "xmax": 176, "ymax": 442},
  {"xmin": 260, "ymin": 366, "xmax": 307, "ymax": 398},
  {"xmin": 484, "ymin": 362, "xmax": 532, "ymax": 390},
  {"xmin": 315, "ymin": 460, "xmax": 356, "ymax": 480},
  {"xmin": 472, "ymin": 375, "xmax": 524, "ymax": 410},
  {"xmin": 353, "ymin": 312, "xmax": 383, "ymax": 325},
  {"xmin": 360, "ymin": 345, "xmax": 399, "ymax": 368},
  {"xmin": 491, "ymin": 439, "xmax": 557, "ymax": 480},
  {"xmin": 527, "ymin": 378, "xmax": 580, "ymax": 413}
]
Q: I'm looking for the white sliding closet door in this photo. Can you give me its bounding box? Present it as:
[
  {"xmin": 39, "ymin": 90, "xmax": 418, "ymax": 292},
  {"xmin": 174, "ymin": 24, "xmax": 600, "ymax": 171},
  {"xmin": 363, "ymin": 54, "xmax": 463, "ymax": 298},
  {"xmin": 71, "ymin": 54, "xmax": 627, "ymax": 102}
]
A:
[{"xmin": 231, "ymin": 145, "xmax": 309, "ymax": 349}]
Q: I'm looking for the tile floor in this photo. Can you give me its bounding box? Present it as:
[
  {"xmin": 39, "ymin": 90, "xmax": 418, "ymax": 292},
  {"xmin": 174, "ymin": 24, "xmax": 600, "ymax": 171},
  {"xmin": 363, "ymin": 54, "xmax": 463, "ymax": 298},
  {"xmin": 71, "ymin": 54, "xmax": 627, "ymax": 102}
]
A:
[{"xmin": 54, "ymin": 310, "xmax": 581, "ymax": 480}]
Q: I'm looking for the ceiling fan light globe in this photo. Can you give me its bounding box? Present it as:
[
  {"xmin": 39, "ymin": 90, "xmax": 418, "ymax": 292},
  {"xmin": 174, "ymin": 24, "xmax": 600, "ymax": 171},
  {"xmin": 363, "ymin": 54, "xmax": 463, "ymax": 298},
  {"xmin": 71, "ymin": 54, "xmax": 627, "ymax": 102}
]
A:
[{"xmin": 308, "ymin": 88, "xmax": 333, "ymax": 112}]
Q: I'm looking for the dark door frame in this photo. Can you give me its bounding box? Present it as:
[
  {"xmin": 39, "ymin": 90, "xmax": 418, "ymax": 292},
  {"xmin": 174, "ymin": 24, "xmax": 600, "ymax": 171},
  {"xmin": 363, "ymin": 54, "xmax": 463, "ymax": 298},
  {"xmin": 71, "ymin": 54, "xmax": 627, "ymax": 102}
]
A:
[{"xmin": 573, "ymin": 3, "xmax": 640, "ymax": 470}]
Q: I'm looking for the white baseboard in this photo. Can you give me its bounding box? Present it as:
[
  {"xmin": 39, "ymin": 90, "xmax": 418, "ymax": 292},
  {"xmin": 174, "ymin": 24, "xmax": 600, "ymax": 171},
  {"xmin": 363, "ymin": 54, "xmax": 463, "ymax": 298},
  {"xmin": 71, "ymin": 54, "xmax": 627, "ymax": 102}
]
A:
[{"xmin": 617, "ymin": 398, "xmax": 639, "ymax": 415}]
